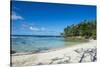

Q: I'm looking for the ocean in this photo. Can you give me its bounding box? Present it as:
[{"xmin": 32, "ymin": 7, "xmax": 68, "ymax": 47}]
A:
[{"xmin": 11, "ymin": 35, "xmax": 85, "ymax": 54}]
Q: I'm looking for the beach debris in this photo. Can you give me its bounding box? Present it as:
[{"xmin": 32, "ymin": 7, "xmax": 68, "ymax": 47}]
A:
[
  {"xmin": 74, "ymin": 48, "xmax": 84, "ymax": 54},
  {"xmin": 78, "ymin": 48, "xmax": 97, "ymax": 62}
]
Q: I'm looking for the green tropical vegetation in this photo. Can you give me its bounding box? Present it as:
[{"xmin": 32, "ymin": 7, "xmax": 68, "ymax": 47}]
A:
[{"xmin": 61, "ymin": 19, "xmax": 96, "ymax": 40}]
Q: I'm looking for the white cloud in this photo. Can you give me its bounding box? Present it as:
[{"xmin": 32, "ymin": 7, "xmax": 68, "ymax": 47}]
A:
[
  {"xmin": 29, "ymin": 26, "xmax": 46, "ymax": 32},
  {"xmin": 29, "ymin": 26, "xmax": 40, "ymax": 31},
  {"xmin": 21, "ymin": 22, "xmax": 46, "ymax": 32},
  {"xmin": 11, "ymin": 12, "xmax": 23, "ymax": 20}
]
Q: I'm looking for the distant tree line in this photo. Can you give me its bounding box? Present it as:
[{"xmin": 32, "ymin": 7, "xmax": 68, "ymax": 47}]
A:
[{"xmin": 61, "ymin": 20, "xmax": 96, "ymax": 40}]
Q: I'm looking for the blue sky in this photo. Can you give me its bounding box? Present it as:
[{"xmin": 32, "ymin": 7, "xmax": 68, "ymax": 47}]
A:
[{"xmin": 11, "ymin": 1, "xmax": 96, "ymax": 35}]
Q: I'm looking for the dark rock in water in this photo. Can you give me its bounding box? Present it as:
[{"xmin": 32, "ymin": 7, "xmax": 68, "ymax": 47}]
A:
[
  {"xmin": 34, "ymin": 50, "xmax": 41, "ymax": 53},
  {"xmin": 31, "ymin": 49, "xmax": 42, "ymax": 53},
  {"xmin": 32, "ymin": 48, "xmax": 49, "ymax": 53},
  {"xmin": 21, "ymin": 41, "xmax": 26, "ymax": 44},
  {"xmin": 11, "ymin": 50, "xmax": 16, "ymax": 54}
]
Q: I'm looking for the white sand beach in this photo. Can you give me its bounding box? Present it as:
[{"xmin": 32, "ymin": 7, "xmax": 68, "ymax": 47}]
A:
[{"xmin": 11, "ymin": 40, "xmax": 97, "ymax": 67}]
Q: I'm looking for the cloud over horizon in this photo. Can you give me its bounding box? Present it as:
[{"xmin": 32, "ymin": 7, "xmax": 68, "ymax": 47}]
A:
[
  {"xmin": 21, "ymin": 23, "xmax": 46, "ymax": 32},
  {"xmin": 29, "ymin": 26, "xmax": 46, "ymax": 32}
]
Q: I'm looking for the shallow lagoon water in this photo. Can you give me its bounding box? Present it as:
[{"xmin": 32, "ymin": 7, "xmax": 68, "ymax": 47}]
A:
[{"xmin": 11, "ymin": 35, "xmax": 86, "ymax": 53}]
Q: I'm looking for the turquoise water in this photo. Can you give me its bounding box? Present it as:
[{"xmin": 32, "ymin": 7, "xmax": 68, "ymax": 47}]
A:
[{"xmin": 11, "ymin": 35, "xmax": 83, "ymax": 53}]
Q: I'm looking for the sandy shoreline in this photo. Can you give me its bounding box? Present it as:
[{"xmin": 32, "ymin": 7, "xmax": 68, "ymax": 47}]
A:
[{"xmin": 11, "ymin": 40, "xmax": 97, "ymax": 67}]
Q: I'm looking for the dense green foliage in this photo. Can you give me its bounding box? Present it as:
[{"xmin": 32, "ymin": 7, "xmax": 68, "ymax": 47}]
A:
[{"xmin": 62, "ymin": 20, "xmax": 96, "ymax": 40}]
